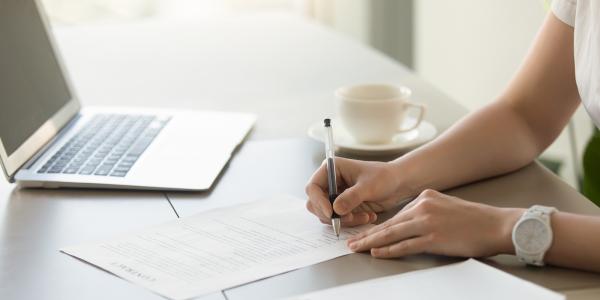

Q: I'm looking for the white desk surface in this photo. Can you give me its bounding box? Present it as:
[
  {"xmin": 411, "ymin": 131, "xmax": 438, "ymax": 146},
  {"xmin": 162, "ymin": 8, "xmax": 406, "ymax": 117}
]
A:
[{"xmin": 1, "ymin": 12, "xmax": 599, "ymax": 300}]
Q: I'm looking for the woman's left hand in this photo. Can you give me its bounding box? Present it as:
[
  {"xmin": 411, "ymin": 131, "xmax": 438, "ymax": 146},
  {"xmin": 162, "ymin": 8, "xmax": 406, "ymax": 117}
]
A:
[{"xmin": 347, "ymin": 189, "xmax": 523, "ymax": 258}]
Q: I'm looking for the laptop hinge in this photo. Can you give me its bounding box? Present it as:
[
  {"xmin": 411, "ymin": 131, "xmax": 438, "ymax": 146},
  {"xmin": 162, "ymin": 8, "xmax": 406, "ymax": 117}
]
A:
[{"xmin": 16, "ymin": 113, "xmax": 83, "ymax": 177}]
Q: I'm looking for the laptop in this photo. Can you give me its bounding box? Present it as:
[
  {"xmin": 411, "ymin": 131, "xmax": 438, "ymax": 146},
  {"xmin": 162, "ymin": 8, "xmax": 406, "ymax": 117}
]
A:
[{"xmin": 0, "ymin": 0, "xmax": 256, "ymax": 191}]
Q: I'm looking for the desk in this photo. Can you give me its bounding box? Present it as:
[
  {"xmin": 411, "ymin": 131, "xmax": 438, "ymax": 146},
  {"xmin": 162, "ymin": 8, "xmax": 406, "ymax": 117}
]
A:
[
  {"xmin": 1, "ymin": 12, "xmax": 599, "ymax": 300},
  {"xmin": 0, "ymin": 180, "xmax": 177, "ymax": 299}
]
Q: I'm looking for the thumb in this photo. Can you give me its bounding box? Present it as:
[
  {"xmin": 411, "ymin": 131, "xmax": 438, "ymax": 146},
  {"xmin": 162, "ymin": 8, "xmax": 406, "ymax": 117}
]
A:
[{"xmin": 333, "ymin": 184, "xmax": 365, "ymax": 215}]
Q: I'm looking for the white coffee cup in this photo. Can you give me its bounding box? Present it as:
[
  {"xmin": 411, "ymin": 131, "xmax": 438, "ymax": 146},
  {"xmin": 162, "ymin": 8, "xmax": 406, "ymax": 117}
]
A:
[{"xmin": 335, "ymin": 84, "xmax": 426, "ymax": 144}]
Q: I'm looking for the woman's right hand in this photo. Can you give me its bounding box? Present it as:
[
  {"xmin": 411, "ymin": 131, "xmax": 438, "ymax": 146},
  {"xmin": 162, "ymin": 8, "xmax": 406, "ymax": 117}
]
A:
[{"xmin": 305, "ymin": 157, "xmax": 410, "ymax": 227}]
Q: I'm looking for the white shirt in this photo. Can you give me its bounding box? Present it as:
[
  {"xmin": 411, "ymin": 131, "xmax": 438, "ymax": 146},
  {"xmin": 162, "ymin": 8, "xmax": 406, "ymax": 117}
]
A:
[{"xmin": 552, "ymin": 0, "xmax": 600, "ymax": 128}]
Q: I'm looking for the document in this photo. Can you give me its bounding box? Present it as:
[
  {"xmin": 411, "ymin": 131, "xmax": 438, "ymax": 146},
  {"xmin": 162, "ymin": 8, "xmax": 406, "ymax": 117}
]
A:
[
  {"xmin": 288, "ymin": 259, "xmax": 565, "ymax": 300},
  {"xmin": 61, "ymin": 195, "xmax": 373, "ymax": 300}
]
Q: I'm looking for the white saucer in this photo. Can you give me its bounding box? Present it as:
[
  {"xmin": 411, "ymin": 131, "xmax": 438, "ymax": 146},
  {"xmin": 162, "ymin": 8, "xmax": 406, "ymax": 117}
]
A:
[{"xmin": 307, "ymin": 118, "xmax": 437, "ymax": 155}]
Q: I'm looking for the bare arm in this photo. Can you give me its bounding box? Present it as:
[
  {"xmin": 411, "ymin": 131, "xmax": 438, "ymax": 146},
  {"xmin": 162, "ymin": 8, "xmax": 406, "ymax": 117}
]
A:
[
  {"xmin": 543, "ymin": 212, "xmax": 600, "ymax": 272},
  {"xmin": 307, "ymin": 13, "xmax": 600, "ymax": 272},
  {"xmin": 392, "ymin": 13, "xmax": 581, "ymax": 197},
  {"xmin": 381, "ymin": 14, "xmax": 600, "ymax": 271}
]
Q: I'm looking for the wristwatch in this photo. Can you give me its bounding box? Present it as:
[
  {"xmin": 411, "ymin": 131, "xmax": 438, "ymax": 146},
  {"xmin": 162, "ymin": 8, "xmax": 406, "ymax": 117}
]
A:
[{"xmin": 512, "ymin": 205, "xmax": 557, "ymax": 266}]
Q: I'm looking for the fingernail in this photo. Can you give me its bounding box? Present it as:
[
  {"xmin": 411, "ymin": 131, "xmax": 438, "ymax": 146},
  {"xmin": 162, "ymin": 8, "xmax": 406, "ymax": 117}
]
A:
[
  {"xmin": 349, "ymin": 242, "xmax": 358, "ymax": 251},
  {"xmin": 371, "ymin": 248, "xmax": 380, "ymax": 257},
  {"xmin": 371, "ymin": 213, "xmax": 378, "ymax": 221}
]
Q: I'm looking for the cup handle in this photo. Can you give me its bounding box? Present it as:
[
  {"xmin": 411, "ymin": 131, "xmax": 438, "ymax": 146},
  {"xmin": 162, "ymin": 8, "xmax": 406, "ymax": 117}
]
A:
[{"xmin": 398, "ymin": 102, "xmax": 426, "ymax": 132}]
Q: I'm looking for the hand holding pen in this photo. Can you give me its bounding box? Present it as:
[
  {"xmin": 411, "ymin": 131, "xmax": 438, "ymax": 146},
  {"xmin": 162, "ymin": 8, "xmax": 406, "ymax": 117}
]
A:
[{"xmin": 305, "ymin": 126, "xmax": 393, "ymax": 230}]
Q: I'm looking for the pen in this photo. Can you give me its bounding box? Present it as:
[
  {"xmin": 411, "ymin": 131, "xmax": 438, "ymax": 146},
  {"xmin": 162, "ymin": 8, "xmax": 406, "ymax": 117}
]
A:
[{"xmin": 323, "ymin": 118, "xmax": 341, "ymax": 239}]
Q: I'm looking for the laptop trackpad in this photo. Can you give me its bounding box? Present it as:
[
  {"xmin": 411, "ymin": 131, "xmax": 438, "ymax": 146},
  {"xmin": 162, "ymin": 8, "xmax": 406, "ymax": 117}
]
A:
[{"xmin": 128, "ymin": 114, "xmax": 238, "ymax": 190}]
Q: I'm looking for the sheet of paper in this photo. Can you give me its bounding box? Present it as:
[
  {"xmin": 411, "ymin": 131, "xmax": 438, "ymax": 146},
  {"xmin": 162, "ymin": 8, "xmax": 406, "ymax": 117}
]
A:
[
  {"xmin": 288, "ymin": 258, "xmax": 565, "ymax": 300},
  {"xmin": 61, "ymin": 195, "xmax": 373, "ymax": 300}
]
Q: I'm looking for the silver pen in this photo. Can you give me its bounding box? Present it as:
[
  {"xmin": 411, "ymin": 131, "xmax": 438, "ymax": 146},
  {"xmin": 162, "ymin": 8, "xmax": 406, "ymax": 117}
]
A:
[{"xmin": 323, "ymin": 119, "xmax": 341, "ymax": 239}]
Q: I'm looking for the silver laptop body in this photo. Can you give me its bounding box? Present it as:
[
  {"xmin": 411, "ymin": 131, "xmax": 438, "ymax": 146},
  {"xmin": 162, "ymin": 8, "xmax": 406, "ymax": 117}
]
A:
[{"xmin": 0, "ymin": 0, "xmax": 255, "ymax": 191}]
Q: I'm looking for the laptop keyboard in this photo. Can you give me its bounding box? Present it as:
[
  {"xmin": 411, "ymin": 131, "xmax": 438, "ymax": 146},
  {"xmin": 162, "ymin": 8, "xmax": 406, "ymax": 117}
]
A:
[{"xmin": 37, "ymin": 114, "xmax": 170, "ymax": 177}]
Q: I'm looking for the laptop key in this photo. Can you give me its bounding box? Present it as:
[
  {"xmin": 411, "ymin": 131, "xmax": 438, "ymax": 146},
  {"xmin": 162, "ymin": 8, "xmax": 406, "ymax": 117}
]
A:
[
  {"xmin": 114, "ymin": 166, "xmax": 130, "ymax": 172},
  {"xmin": 94, "ymin": 168, "xmax": 110, "ymax": 176},
  {"xmin": 118, "ymin": 161, "xmax": 133, "ymax": 168},
  {"xmin": 109, "ymin": 171, "xmax": 127, "ymax": 177},
  {"xmin": 79, "ymin": 167, "xmax": 96, "ymax": 175},
  {"xmin": 104, "ymin": 159, "xmax": 118, "ymax": 165},
  {"xmin": 63, "ymin": 168, "xmax": 79, "ymax": 174},
  {"xmin": 89, "ymin": 158, "xmax": 103, "ymax": 164},
  {"xmin": 48, "ymin": 167, "xmax": 64, "ymax": 173},
  {"xmin": 123, "ymin": 155, "xmax": 139, "ymax": 161},
  {"xmin": 101, "ymin": 163, "xmax": 115, "ymax": 169}
]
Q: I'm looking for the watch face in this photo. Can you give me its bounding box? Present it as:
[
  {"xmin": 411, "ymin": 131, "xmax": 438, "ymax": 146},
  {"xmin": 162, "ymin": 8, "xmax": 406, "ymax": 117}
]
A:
[{"xmin": 515, "ymin": 218, "xmax": 551, "ymax": 253}]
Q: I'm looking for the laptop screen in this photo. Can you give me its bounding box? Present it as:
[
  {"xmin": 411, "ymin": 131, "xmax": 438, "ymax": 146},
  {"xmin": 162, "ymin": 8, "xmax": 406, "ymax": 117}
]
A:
[{"xmin": 0, "ymin": 0, "xmax": 72, "ymax": 157}]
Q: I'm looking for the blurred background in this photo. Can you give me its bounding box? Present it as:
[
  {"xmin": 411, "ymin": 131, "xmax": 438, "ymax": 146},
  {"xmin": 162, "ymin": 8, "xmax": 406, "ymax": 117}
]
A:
[{"xmin": 41, "ymin": 0, "xmax": 593, "ymax": 189}]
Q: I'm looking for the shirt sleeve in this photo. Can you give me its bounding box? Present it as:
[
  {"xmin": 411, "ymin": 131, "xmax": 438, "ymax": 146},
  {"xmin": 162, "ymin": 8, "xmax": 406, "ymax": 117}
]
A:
[{"xmin": 551, "ymin": 0, "xmax": 576, "ymax": 27}]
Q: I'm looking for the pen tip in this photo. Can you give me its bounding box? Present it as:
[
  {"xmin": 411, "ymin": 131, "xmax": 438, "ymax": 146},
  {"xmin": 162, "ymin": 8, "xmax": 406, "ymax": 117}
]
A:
[
  {"xmin": 324, "ymin": 118, "xmax": 331, "ymax": 127},
  {"xmin": 332, "ymin": 218, "xmax": 341, "ymax": 240}
]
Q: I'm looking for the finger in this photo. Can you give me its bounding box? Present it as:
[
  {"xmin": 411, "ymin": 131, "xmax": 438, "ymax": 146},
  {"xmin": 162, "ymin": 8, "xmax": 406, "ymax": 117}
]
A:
[
  {"xmin": 309, "ymin": 203, "xmax": 335, "ymax": 226},
  {"xmin": 313, "ymin": 157, "xmax": 348, "ymax": 191},
  {"xmin": 307, "ymin": 162, "xmax": 329, "ymax": 191},
  {"xmin": 368, "ymin": 212, "xmax": 378, "ymax": 223},
  {"xmin": 351, "ymin": 205, "xmax": 366, "ymax": 213},
  {"xmin": 316, "ymin": 211, "xmax": 372, "ymax": 227},
  {"xmin": 348, "ymin": 208, "xmax": 417, "ymax": 242},
  {"xmin": 307, "ymin": 200, "xmax": 327, "ymax": 221},
  {"xmin": 348, "ymin": 220, "xmax": 421, "ymax": 252},
  {"xmin": 341, "ymin": 212, "xmax": 371, "ymax": 227},
  {"xmin": 371, "ymin": 235, "xmax": 430, "ymax": 258},
  {"xmin": 356, "ymin": 203, "xmax": 374, "ymax": 213},
  {"xmin": 316, "ymin": 212, "xmax": 371, "ymax": 228},
  {"xmin": 333, "ymin": 184, "xmax": 366, "ymax": 215},
  {"xmin": 351, "ymin": 203, "xmax": 381, "ymax": 216},
  {"xmin": 363, "ymin": 201, "xmax": 386, "ymax": 214},
  {"xmin": 306, "ymin": 183, "xmax": 332, "ymax": 219},
  {"xmin": 306, "ymin": 200, "xmax": 316, "ymax": 215}
]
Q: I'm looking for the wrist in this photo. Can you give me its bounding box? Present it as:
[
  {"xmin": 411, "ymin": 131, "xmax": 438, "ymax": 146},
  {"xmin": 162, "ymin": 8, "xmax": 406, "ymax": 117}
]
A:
[
  {"xmin": 495, "ymin": 207, "xmax": 525, "ymax": 255},
  {"xmin": 388, "ymin": 157, "xmax": 421, "ymax": 201}
]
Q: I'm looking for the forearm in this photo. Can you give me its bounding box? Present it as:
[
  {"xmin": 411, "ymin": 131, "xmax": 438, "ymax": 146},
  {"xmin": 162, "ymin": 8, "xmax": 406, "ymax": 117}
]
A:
[
  {"xmin": 543, "ymin": 212, "xmax": 600, "ymax": 272},
  {"xmin": 389, "ymin": 13, "xmax": 579, "ymax": 200},
  {"xmin": 390, "ymin": 101, "xmax": 542, "ymax": 198}
]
